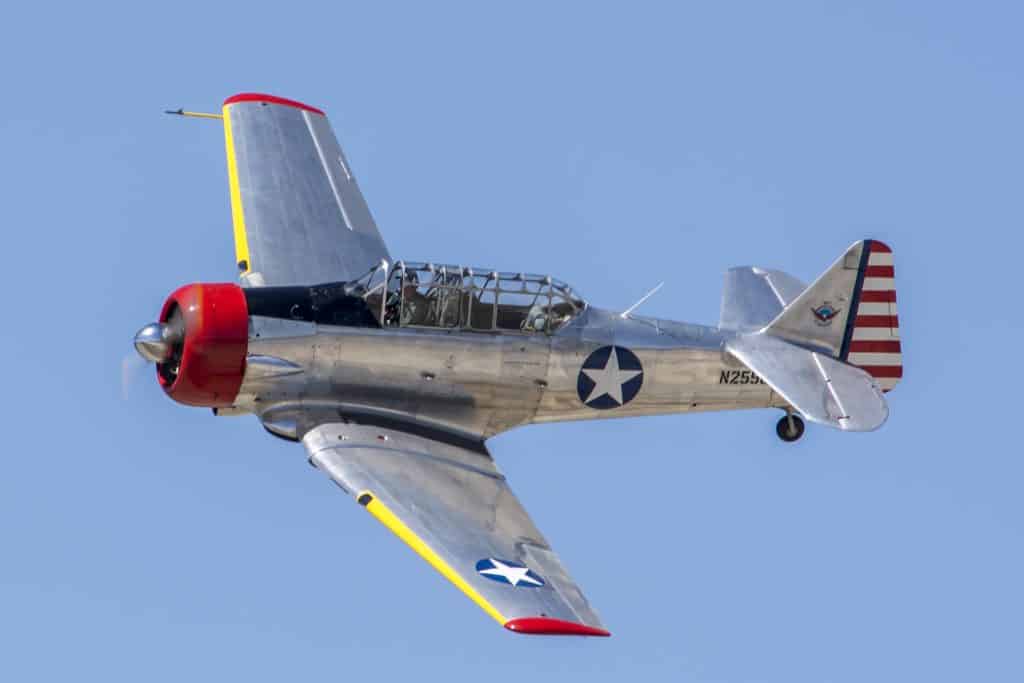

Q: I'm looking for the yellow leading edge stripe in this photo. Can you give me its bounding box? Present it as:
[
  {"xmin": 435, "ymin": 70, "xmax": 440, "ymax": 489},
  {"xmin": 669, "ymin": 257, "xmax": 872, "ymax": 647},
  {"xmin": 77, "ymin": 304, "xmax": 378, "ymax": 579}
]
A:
[
  {"xmin": 359, "ymin": 491, "xmax": 508, "ymax": 626},
  {"xmin": 222, "ymin": 103, "xmax": 251, "ymax": 274}
]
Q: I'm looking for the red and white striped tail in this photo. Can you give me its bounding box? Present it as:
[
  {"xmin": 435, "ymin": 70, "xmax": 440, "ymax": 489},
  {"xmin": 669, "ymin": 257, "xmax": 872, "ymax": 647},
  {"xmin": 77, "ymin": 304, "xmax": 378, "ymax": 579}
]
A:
[{"xmin": 842, "ymin": 240, "xmax": 902, "ymax": 392}]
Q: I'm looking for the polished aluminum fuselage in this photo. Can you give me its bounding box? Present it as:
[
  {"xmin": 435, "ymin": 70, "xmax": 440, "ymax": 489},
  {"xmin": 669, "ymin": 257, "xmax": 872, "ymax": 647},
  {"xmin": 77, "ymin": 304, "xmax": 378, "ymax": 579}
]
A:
[{"xmin": 236, "ymin": 307, "xmax": 783, "ymax": 439}]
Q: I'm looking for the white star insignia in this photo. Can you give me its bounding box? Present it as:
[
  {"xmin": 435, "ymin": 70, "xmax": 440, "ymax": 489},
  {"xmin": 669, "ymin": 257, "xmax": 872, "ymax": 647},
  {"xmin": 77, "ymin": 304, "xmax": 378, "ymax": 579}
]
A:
[
  {"xmin": 478, "ymin": 558, "xmax": 544, "ymax": 587},
  {"xmin": 582, "ymin": 346, "xmax": 642, "ymax": 405}
]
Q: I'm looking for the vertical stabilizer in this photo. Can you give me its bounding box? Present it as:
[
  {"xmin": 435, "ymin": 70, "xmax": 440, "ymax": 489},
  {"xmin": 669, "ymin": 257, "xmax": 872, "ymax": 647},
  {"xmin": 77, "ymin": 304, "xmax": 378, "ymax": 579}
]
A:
[{"xmin": 762, "ymin": 240, "xmax": 902, "ymax": 392}]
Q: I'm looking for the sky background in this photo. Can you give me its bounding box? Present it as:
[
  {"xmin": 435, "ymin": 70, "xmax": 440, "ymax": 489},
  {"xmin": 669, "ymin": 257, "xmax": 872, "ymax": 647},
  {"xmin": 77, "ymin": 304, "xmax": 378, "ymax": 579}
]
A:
[{"xmin": 1, "ymin": 1, "xmax": 1022, "ymax": 680}]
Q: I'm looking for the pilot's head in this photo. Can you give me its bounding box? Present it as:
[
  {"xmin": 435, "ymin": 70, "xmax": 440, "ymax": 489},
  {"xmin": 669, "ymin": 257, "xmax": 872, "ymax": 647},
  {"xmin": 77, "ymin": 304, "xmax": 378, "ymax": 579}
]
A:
[{"xmin": 402, "ymin": 271, "xmax": 420, "ymax": 295}]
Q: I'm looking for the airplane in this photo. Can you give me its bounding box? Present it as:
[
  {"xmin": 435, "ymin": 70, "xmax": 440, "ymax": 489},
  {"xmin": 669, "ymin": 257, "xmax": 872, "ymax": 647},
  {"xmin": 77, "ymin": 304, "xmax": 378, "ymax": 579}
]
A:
[{"xmin": 133, "ymin": 92, "xmax": 903, "ymax": 637}]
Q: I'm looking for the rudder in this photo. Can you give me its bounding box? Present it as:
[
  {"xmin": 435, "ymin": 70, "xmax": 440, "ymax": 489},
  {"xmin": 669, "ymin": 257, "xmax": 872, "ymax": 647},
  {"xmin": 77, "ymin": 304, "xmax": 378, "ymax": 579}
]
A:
[{"xmin": 840, "ymin": 240, "xmax": 902, "ymax": 392}]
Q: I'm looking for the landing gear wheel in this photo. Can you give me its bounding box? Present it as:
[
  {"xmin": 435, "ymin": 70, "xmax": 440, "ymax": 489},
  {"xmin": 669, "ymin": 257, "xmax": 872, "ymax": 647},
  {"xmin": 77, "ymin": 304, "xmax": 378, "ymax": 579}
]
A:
[{"xmin": 776, "ymin": 414, "xmax": 805, "ymax": 442}]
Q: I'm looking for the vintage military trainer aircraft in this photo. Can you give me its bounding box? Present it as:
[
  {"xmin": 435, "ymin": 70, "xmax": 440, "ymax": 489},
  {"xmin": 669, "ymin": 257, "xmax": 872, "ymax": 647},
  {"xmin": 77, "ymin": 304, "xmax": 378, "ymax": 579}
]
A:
[{"xmin": 134, "ymin": 93, "xmax": 902, "ymax": 637}]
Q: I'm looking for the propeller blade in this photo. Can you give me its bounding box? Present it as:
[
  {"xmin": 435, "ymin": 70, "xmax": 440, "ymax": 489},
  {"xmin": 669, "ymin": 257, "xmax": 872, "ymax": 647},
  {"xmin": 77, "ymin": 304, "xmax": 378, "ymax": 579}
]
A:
[{"xmin": 121, "ymin": 352, "xmax": 147, "ymax": 400}]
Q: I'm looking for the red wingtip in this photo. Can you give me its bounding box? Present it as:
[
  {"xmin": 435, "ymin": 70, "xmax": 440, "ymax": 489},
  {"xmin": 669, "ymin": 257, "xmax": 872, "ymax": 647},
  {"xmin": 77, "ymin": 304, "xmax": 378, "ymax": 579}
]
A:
[
  {"xmin": 223, "ymin": 93, "xmax": 325, "ymax": 116},
  {"xmin": 504, "ymin": 617, "xmax": 611, "ymax": 637}
]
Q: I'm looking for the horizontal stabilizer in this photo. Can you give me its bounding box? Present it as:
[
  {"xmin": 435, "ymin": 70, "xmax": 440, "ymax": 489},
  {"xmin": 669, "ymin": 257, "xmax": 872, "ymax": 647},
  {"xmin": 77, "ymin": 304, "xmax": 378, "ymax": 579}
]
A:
[
  {"xmin": 726, "ymin": 333, "xmax": 888, "ymax": 431},
  {"xmin": 720, "ymin": 267, "xmax": 807, "ymax": 331}
]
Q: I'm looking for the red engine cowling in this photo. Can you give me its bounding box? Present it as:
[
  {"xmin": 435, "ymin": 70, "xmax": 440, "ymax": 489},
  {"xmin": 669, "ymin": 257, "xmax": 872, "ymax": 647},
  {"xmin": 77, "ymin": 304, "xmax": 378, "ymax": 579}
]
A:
[{"xmin": 157, "ymin": 283, "xmax": 249, "ymax": 407}]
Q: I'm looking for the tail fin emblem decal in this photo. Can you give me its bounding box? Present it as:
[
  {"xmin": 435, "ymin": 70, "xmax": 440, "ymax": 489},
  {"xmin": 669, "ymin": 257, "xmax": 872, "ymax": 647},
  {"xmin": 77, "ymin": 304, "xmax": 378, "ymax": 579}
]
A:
[{"xmin": 811, "ymin": 302, "xmax": 842, "ymax": 326}]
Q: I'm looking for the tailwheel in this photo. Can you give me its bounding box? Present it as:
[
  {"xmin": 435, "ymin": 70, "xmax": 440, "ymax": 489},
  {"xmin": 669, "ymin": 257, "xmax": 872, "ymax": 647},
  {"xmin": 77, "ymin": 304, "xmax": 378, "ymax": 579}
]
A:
[{"xmin": 776, "ymin": 414, "xmax": 805, "ymax": 442}]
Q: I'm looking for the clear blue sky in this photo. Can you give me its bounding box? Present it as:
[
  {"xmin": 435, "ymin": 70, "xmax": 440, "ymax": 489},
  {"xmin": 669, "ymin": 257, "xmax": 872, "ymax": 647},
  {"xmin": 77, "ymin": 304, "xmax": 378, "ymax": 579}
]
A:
[{"xmin": 2, "ymin": 1, "xmax": 1021, "ymax": 680}]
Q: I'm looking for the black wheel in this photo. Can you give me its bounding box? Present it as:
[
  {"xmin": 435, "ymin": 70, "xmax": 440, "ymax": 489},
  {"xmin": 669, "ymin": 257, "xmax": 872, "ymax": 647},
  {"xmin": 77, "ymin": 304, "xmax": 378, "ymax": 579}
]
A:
[{"xmin": 776, "ymin": 414, "xmax": 805, "ymax": 442}]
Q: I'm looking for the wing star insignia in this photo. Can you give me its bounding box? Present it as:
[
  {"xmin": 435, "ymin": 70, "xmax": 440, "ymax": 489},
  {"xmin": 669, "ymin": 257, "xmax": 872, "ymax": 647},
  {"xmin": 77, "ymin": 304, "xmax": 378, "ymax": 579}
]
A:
[{"xmin": 475, "ymin": 558, "xmax": 546, "ymax": 587}]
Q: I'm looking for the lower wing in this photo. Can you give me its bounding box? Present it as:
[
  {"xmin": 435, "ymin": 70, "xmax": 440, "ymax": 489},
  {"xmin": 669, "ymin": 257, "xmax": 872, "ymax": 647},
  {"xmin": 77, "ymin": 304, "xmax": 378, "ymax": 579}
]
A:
[{"xmin": 302, "ymin": 421, "xmax": 609, "ymax": 636}]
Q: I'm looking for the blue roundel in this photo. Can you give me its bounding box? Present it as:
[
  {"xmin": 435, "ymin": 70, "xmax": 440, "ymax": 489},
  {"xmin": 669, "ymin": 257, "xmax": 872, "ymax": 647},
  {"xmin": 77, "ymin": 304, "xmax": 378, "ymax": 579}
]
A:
[
  {"xmin": 475, "ymin": 558, "xmax": 545, "ymax": 588},
  {"xmin": 577, "ymin": 345, "xmax": 644, "ymax": 409}
]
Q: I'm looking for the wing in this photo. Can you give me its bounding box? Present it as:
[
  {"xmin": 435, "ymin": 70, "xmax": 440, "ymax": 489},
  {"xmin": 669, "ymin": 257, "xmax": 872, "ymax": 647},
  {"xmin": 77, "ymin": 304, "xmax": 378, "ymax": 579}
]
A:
[
  {"xmin": 302, "ymin": 422, "xmax": 609, "ymax": 636},
  {"xmin": 221, "ymin": 93, "xmax": 391, "ymax": 286}
]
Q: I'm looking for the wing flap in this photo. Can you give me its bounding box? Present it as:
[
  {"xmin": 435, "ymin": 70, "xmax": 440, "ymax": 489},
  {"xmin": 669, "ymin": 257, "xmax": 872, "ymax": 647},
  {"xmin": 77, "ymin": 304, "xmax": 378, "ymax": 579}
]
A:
[
  {"xmin": 302, "ymin": 423, "xmax": 608, "ymax": 636},
  {"xmin": 727, "ymin": 333, "xmax": 889, "ymax": 431}
]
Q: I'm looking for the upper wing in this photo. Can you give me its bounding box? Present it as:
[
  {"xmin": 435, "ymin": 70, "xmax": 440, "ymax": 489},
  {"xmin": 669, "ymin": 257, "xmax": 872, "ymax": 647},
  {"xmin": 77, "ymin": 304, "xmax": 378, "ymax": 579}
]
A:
[
  {"xmin": 302, "ymin": 422, "xmax": 609, "ymax": 636},
  {"xmin": 221, "ymin": 93, "xmax": 391, "ymax": 286}
]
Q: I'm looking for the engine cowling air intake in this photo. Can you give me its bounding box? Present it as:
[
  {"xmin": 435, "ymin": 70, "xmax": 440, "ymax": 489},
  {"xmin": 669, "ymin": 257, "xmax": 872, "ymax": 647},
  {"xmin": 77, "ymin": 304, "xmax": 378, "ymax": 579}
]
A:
[{"xmin": 140, "ymin": 283, "xmax": 249, "ymax": 407}]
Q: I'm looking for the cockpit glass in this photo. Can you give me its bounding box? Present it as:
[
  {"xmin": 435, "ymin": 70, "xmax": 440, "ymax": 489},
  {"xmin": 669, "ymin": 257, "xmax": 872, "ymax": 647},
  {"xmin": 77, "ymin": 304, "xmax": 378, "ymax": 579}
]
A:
[{"xmin": 373, "ymin": 261, "xmax": 586, "ymax": 334}]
